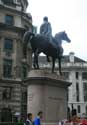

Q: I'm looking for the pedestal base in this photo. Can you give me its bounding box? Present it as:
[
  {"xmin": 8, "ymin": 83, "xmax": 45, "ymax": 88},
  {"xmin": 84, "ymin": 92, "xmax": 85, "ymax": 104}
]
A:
[{"xmin": 26, "ymin": 70, "xmax": 71, "ymax": 122}]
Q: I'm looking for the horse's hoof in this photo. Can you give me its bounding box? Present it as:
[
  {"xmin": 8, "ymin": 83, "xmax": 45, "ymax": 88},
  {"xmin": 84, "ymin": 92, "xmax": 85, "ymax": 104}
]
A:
[
  {"xmin": 60, "ymin": 72, "xmax": 62, "ymax": 75},
  {"xmin": 37, "ymin": 65, "xmax": 40, "ymax": 69},
  {"xmin": 52, "ymin": 71, "xmax": 57, "ymax": 74},
  {"xmin": 34, "ymin": 67, "xmax": 37, "ymax": 70},
  {"xmin": 37, "ymin": 67, "xmax": 40, "ymax": 69},
  {"xmin": 35, "ymin": 67, "xmax": 40, "ymax": 70},
  {"xmin": 47, "ymin": 59, "xmax": 50, "ymax": 62},
  {"xmin": 47, "ymin": 57, "xmax": 50, "ymax": 62},
  {"xmin": 52, "ymin": 70, "xmax": 54, "ymax": 73},
  {"xmin": 33, "ymin": 64, "xmax": 36, "ymax": 68}
]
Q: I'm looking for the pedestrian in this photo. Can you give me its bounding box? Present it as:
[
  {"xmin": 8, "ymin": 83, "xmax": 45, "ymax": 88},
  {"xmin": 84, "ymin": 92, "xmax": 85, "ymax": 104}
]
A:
[
  {"xmin": 34, "ymin": 111, "xmax": 43, "ymax": 125},
  {"xmin": 25, "ymin": 113, "xmax": 33, "ymax": 125}
]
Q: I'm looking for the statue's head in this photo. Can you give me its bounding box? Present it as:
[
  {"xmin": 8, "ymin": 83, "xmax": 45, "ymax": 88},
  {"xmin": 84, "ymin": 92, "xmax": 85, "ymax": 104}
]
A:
[{"xmin": 43, "ymin": 16, "xmax": 48, "ymax": 22}]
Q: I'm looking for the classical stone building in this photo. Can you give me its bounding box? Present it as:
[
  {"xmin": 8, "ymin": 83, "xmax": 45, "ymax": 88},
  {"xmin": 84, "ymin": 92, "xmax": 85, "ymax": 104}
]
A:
[
  {"xmin": 38, "ymin": 52, "xmax": 87, "ymax": 117},
  {"xmin": 0, "ymin": 0, "xmax": 32, "ymax": 122}
]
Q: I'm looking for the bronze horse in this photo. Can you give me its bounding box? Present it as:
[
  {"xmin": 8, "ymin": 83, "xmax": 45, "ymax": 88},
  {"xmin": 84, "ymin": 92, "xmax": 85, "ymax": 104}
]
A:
[{"xmin": 23, "ymin": 31, "xmax": 71, "ymax": 74}]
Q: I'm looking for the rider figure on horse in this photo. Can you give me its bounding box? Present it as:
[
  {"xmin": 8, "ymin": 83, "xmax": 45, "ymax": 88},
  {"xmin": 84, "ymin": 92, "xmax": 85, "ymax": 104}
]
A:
[{"xmin": 40, "ymin": 16, "xmax": 52, "ymax": 43}]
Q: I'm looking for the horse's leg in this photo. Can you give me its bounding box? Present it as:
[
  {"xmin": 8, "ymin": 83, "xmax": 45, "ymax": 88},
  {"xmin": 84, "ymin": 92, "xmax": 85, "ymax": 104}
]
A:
[
  {"xmin": 46, "ymin": 56, "xmax": 50, "ymax": 62},
  {"xmin": 58, "ymin": 57, "xmax": 62, "ymax": 75},
  {"xmin": 52, "ymin": 57, "xmax": 55, "ymax": 73},
  {"xmin": 33, "ymin": 53, "xmax": 37, "ymax": 69},
  {"xmin": 34, "ymin": 49, "xmax": 39, "ymax": 69}
]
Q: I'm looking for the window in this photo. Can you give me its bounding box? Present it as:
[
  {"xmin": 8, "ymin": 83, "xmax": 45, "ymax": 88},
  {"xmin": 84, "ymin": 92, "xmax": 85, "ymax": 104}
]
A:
[
  {"xmin": 3, "ymin": 59, "xmax": 12, "ymax": 78},
  {"xmin": 22, "ymin": 64, "xmax": 27, "ymax": 79},
  {"xmin": 21, "ymin": 104, "xmax": 27, "ymax": 119},
  {"xmin": 82, "ymin": 72, "xmax": 87, "ymax": 80},
  {"xmin": 2, "ymin": 87, "xmax": 12, "ymax": 100},
  {"xmin": 77, "ymin": 105, "xmax": 81, "ymax": 113},
  {"xmin": 76, "ymin": 82, "xmax": 80, "ymax": 102},
  {"xmin": 5, "ymin": 15, "xmax": 14, "ymax": 25},
  {"xmin": 1, "ymin": 108, "xmax": 12, "ymax": 122},
  {"xmin": 21, "ymin": 91, "xmax": 27, "ymax": 117},
  {"xmin": 4, "ymin": 38, "xmax": 13, "ymax": 51},
  {"xmin": 22, "ymin": 92, "xmax": 27, "ymax": 103},
  {"xmin": 83, "ymin": 82, "xmax": 87, "ymax": 102},
  {"xmin": 76, "ymin": 72, "xmax": 79, "ymax": 79}
]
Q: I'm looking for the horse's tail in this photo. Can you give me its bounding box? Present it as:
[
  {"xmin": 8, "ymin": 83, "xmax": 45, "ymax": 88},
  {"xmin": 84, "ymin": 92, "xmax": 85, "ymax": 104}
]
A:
[{"xmin": 23, "ymin": 31, "xmax": 34, "ymax": 44}]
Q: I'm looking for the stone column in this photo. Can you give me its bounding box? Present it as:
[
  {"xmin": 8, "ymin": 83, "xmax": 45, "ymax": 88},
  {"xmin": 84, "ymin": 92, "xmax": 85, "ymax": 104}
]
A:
[{"xmin": 26, "ymin": 70, "xmax": 71, "ymax": 122}]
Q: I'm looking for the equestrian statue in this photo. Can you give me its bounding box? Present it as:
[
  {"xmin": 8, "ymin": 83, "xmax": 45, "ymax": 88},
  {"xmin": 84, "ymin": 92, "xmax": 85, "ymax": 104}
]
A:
[{"xmin": 23, "ymin": 31, "xmax": 71, "ymax": 75}]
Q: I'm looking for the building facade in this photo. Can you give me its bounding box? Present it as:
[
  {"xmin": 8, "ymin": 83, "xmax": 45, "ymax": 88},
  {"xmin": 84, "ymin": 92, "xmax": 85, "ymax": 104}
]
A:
[
  {"xmin": 0, "ymin": 0, "xmax": 32, "ymax": 122},
  {"xmin": 38, "ymin": 53, "xmax": 87, "ymax": 117}
]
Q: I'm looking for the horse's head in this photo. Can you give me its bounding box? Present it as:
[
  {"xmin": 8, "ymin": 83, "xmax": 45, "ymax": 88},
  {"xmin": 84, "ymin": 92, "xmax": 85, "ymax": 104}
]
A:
[
  {"xmin": 61, "ymin": 31, "xmax": 71, "ymax": 42},
  {"xmin": 55, "ymin": 31, "xmax": 71, "ymax": 43}
]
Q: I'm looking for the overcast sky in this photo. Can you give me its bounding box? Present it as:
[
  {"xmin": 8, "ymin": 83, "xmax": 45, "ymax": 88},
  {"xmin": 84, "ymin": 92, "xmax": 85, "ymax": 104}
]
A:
[{"xmin": 27, "ymin": 0, "xmax": 87, "ymax": 60}]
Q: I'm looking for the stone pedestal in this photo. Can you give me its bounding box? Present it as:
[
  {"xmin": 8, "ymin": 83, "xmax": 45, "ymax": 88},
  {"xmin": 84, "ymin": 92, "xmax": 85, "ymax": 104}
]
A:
[{"xmin": 26, "ymin": 70, "xmax": 71, "ymax": 122}]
